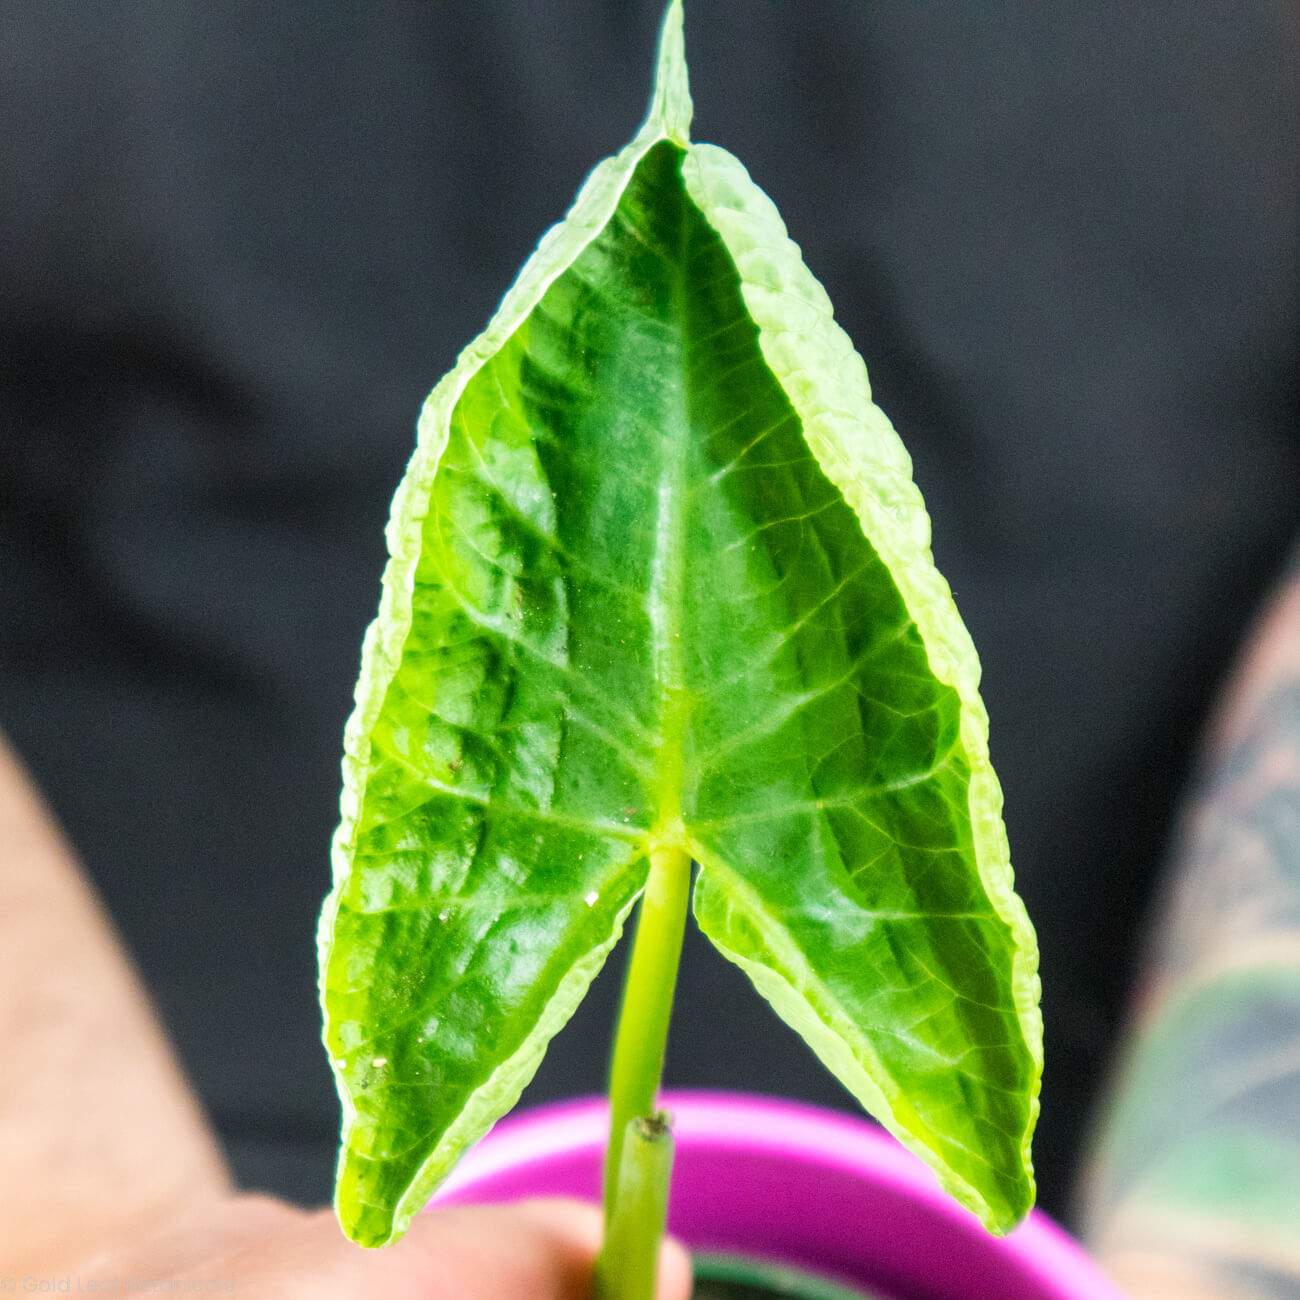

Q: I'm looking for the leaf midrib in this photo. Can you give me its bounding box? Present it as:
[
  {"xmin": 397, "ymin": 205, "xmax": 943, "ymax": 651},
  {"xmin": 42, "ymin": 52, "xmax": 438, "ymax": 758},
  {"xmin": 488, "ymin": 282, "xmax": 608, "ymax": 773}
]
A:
[{"xmin": 647, "ymin": 165, "xmax": 693, "ymax": 850}]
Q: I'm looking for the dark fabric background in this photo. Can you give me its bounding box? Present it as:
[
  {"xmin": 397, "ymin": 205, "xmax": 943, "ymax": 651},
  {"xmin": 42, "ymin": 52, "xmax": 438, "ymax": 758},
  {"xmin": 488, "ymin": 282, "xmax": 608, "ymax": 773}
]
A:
[{"xmin": 1, "ymin": 3, "xmax": 1296, "ymax": 1223}]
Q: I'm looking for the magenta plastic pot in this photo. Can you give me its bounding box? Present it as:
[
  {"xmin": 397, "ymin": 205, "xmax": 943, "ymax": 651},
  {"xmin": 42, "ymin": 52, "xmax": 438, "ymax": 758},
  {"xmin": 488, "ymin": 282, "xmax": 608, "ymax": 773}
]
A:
[{"xmin": 432, "ymin": 1091, "xmax": 1124, "ymax": 1300}]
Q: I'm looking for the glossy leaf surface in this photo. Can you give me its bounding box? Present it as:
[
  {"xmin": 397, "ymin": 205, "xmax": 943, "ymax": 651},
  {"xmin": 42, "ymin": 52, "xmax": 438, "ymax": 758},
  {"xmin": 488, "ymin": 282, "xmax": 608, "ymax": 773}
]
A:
[{"xmin": 319, "ymin": 2, "xmax": 1041, "ymax": 1247}]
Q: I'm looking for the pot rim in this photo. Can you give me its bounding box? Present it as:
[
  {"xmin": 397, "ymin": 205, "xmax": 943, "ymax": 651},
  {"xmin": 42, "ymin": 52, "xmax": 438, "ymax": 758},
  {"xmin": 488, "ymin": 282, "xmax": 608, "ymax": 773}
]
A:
[{"xmin": 434, "ymin": 1090, "xmax": 1124, "ymax": 1300}]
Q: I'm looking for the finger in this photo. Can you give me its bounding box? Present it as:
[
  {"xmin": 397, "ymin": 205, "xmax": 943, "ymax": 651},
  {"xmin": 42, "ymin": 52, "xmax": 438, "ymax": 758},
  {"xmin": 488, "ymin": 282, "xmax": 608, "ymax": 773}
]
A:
[
  {"xmin": 202, "ymin": 1198, "xmax": 597, "ymax": 1300},
  {"xmin": 225, "ymin": 1197, "xmax": 689, "ymax": 1300},
  {"xmin": 507, "ymin": 1199, "xmax": 692, "ymax": 1299},
  {"xmin": 387, "ymin": 1198, "xmax": 603, "ymax": 1299},
  {"xmin": 84, "ymin": 1195, "xmax": 306, "ymax": 1279},
  {"xmin": 653, "ymin": 1223, "xmax": 694, "ymax": 1299}
]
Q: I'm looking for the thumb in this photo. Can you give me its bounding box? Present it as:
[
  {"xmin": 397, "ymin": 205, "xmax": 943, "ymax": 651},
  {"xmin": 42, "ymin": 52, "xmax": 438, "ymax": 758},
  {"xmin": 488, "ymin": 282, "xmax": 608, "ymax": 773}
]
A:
[
  {"xmin": 388, "ymin": 1199, "xmax": 693, "ymax": 1300},
  {"xmin": 227, "ymin": 1197, "xmax": 691, "ymax": 1300}
]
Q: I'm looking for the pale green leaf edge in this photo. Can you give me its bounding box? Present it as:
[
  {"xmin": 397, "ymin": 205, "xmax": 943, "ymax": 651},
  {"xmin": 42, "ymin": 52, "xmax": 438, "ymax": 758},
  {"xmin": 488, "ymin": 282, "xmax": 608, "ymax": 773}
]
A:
[
  {"xmin": 316, "ymin": 1, "xmax": 691, "ymax": 1245},
  {"xmin": 680, "ymin": 144, "xmax": 1044, "ymax": 1232}
]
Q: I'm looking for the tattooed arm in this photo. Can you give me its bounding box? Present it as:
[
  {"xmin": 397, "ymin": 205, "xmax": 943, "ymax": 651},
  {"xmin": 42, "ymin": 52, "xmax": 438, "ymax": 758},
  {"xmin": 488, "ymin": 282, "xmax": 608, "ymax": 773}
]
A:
[{"xmin": 1079, "ymin": 553, "xmax": 1300, "ymax": 1298}]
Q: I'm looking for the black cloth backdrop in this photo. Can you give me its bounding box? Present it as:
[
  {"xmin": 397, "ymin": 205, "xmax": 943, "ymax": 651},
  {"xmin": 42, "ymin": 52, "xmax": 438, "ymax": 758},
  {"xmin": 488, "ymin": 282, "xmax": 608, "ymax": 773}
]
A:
[{"xmin": 1, "ymin": 3, "xmax": 1296, "ymax": 1222}]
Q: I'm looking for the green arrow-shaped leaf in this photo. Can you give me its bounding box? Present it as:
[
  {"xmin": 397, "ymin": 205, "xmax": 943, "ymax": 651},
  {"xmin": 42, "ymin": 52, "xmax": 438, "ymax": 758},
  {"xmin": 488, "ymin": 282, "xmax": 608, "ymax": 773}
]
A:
[{"xmin": 319, "ymin": 1, "xmax": 1041, "ymax": 1248}]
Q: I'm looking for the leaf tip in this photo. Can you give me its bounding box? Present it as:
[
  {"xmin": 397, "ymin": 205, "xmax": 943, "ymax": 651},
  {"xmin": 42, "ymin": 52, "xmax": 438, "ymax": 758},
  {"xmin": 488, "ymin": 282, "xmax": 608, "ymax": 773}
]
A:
[{"xmin": 647, "ymin": 0, "xmax": 693, "ymax": 146}]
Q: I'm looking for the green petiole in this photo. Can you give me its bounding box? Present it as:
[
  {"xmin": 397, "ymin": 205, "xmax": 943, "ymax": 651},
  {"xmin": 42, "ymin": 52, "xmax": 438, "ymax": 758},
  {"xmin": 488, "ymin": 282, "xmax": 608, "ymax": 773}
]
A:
[{"xmin": 597, "ymin": 840, "xmax": 692, "ymax": 1296}]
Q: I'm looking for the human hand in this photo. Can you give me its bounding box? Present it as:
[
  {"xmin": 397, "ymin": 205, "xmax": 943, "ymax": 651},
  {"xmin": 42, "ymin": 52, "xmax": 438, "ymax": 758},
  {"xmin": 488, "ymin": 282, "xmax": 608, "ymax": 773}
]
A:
[
  {"xmin": 0, "ymin": 740, "xmax": 693, "ymax": 1297},
  {"xmin": 71, "ymin": 1194, "xmax": 691, "ymax": 1300}
]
